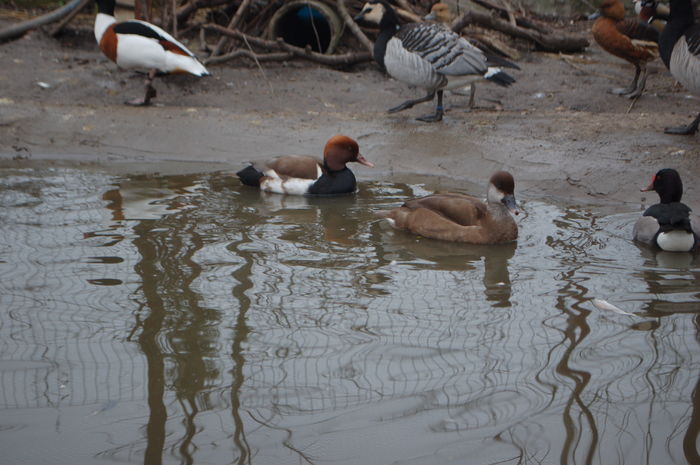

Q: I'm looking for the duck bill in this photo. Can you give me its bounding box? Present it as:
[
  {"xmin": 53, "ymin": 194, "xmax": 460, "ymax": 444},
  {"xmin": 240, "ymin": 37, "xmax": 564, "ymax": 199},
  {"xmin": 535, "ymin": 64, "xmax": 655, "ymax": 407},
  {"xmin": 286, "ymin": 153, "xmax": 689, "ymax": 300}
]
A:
[
  {"xmin": 502, "ymin": 194, "xmax": 519, "ymax": 215},
  {"xmin": 423, "ymin": 12, "xmax": 436, "ymax": 21},
  {"xmin": 641, "ymin": 177, "xmax": 656, "ymax": 192},
  {"xmin": 587, "ymin": 10, "xmax": 601, "ymax": 20},
  {"xmin": 356, "ymin": 153, "xmax": 375, "ymax": 168},
  {"xmin": 353, "ymin": 8, "xmax": 368, "ymax": 22}
]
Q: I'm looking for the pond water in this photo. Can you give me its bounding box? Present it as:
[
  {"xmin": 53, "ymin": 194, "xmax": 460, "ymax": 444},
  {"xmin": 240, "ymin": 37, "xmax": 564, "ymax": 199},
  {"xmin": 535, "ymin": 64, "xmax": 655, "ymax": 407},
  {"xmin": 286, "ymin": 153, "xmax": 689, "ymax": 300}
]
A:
[{"xmin": 0, "ymin": 166, "xmax": 698, "ymax": 465}]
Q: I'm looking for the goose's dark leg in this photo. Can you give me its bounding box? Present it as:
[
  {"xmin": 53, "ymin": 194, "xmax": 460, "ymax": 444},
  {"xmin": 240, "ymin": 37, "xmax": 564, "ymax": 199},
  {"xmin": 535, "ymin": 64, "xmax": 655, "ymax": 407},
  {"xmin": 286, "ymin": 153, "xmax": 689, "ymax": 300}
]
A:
[
  {"xmin": 664, "ymin": 112, "xmax": 700, "ymax": 135},
  {"xmin": 388, "ymin": 91, "xmax": 435, "ymax": 114},
  {"xmin": 416, "ymin": 90, "xmax": 444, "ymax": 123},
  {"xmin": 610, "ymin": 64, "xmax": 640, "ymax": 96},
  {"xmin": 126, "ymin": 68, "xmax": 158, "ymax": 106}
]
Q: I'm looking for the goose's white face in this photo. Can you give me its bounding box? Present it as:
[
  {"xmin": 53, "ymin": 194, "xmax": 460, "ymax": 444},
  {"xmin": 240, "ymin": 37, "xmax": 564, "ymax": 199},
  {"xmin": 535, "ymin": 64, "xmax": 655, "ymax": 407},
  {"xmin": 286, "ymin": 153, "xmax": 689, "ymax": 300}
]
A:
[{"xmin": 358, "ymin": 2, "xmax": 386, "ymax": 25}]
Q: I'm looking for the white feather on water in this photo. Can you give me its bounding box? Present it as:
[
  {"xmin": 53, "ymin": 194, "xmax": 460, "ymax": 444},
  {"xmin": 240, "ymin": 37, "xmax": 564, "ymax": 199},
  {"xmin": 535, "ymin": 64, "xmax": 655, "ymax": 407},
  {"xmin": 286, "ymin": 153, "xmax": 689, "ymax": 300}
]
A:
[{"xmin": 592, "ymin": 298, "xmax": 636, "ymax": 316}]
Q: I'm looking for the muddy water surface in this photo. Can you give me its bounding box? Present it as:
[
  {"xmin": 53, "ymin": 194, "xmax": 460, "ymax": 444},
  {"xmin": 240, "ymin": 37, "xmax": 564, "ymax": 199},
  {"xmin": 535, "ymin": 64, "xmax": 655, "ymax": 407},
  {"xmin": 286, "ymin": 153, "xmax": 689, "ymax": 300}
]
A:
[{"xmin": 1, "ymin": 166, "xmax": 699, "ymax": 465}]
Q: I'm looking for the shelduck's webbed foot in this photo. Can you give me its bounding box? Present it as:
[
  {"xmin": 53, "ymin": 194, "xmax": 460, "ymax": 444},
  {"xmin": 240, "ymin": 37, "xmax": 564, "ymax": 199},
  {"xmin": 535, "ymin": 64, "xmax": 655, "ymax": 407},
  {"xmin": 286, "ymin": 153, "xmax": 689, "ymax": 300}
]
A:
[{"xmin": 125, "ymin": 84, "xmax": 157, "ymax": 106}]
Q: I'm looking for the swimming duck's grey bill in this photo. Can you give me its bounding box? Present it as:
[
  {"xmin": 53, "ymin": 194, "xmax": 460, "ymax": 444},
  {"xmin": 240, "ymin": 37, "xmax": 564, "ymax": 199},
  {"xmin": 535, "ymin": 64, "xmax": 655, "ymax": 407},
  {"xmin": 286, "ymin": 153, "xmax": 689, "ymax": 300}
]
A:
[{"xmin": 502, "ymin": 194, "xmax": 519, "ymax": 215}]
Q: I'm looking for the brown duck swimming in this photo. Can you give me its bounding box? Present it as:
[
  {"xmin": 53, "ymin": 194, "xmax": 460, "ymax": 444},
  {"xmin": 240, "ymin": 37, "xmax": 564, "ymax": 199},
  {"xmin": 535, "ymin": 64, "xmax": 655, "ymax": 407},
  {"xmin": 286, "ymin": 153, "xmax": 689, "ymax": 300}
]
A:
[{"xmin": 380, "ymin": 171, "xmax": 519, "ymax": 244}]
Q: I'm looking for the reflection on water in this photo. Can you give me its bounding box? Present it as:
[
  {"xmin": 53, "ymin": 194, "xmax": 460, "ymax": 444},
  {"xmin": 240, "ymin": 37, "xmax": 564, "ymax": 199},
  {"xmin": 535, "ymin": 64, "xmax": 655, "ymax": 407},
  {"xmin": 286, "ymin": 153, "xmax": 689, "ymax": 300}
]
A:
[{"xmin": 0, "ymin": 167, "xmax": 699, "ymax": 465}]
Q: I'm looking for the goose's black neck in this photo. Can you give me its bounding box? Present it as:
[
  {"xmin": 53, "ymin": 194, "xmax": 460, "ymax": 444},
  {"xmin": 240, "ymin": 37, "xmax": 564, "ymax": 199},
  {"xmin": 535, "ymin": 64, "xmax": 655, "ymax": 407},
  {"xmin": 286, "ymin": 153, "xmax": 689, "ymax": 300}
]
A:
[
  {"xmin": 659, "ymin": 0, "xmax": 695, "ymax": 67},
  {"xmin": 374, "ymin": 27, "xmax": 397, "ymax": 70},
  {"xmin": 95, "ymin": 0, "xmax": 116, "ymax": 16},
  {"xmin": 373, "ymin": 4, "xmax": 400, "ymax": 70}
]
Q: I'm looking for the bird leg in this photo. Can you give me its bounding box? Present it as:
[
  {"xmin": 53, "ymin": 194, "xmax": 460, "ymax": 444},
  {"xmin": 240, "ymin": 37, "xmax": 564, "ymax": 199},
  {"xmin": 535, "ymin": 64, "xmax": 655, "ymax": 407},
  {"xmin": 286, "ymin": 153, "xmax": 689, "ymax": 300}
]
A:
[
  {"xmin": 416, "ymin": 90, "xmax": 444, "ymax": 123},
  {"xmin": 610, "ymin": 64, "xmax": 640, "ymax": 96},
  {"xmin": 388, "ymin": 91, "xmax": 436, "ymax": 114},
  {"xmin": 125, "ymin": 69, "xmax": 158, "ymax": 106},
  {"xmin": 625, "ymin": 64, "xmax": 648, "ymax": 99},
  {"xmin": 468, "ymin": 84, "xmax": 476, "ymax": 109},
  {"xmin": 664, "ymin": 112, "xmax": 700, "ymax": 135}
]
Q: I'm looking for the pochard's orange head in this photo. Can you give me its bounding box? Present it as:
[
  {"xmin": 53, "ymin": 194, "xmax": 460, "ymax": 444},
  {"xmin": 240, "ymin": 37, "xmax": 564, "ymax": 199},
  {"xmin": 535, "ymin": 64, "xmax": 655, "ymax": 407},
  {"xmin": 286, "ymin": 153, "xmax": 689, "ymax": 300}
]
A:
[{"xmin": 323, "ymin": 135, "xmax": 374, "ymax": 171}]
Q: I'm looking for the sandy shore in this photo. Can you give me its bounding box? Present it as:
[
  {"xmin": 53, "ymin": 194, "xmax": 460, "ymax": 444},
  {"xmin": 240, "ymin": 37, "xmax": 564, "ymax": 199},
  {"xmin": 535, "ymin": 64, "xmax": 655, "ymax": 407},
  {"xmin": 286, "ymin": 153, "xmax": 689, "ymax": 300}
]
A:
[{"xmin": 1, "ymin": 23, "xmax": 699, "ymax": 209}]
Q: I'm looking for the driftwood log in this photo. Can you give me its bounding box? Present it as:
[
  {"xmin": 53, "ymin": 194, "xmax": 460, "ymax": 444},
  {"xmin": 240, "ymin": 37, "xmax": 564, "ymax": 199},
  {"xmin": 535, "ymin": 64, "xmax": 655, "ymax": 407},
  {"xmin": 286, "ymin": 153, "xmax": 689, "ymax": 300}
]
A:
[
  {"xmin": 0, "ymin": 0, "xmax": 86, "ymax": 42},
  {"xmin": 0, "ymin": 0, "xmax": 590, "ymax": 60},
  {"xmin": 450, "ymin": 8, "xmax": 589, "ymax": 53},
  {"xmin": 204, "ymin": 24, "xmax": 372, "ymax": 66}
]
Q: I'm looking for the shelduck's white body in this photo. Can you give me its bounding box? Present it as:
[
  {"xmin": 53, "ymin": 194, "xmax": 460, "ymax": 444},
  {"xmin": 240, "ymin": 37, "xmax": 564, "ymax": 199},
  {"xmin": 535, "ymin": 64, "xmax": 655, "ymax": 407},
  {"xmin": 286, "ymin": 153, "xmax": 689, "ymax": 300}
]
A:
[{"xmin": 93, "ymin": 0, "xmax": 209, "ymax": 105}]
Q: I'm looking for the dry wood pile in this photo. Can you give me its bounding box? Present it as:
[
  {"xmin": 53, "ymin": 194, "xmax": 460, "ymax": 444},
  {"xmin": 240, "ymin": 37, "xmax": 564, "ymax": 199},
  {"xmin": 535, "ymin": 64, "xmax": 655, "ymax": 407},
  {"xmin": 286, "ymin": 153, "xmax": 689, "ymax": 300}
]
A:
[{"xmin": 1, "ymin": 0, "xmax": 590, "ymax": 66}]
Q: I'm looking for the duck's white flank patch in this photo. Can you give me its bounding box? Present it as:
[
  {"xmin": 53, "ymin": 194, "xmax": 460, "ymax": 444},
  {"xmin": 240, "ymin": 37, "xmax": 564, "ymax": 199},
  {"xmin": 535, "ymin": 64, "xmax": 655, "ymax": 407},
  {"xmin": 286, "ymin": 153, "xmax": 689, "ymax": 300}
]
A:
[
  {"xmin": 259, "ymin": 166, "xmax": 320, "ymax": 196},
  {"xmin": 484, "ymin": 67, "xmax": 502, "ymax": 79},
  {"xmin": 657, "ymin": 230, "xmax": 695, "ymax": 252}
]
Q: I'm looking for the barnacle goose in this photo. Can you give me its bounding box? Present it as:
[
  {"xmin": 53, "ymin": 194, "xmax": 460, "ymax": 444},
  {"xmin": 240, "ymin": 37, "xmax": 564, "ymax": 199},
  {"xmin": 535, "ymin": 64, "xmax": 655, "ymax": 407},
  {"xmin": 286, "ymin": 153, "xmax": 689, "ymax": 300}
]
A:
[
  {"xmin": 354, "ymin": 0, "xmax": 518, "ymax": 122},
  {"xmin": 659, "ymin": 0, "xmax": 700, "ymax": 134}
]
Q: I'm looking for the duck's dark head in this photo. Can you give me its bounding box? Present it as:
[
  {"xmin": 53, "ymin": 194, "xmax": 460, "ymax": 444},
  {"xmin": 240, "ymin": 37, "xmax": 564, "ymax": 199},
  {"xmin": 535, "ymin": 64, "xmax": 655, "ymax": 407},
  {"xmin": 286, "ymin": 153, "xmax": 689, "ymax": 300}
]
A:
[
  {"xmin": 354, "ymin": 1, "xmax": 399, "ymax": 29},
  {"xmin": 95, "ymin": 0, "xmax": 116, "ymax": 16},
  {"xmin": 323, "ymin": 135, "xmax": 374, "ymax": 172},
  {"xmin": 598, "ymin": 0, "xmax": 625, "ymax": 20},
  {"xmin": 642, "ymin": 168, "xmax": 684, "ymax": 203},
  {"xmin": 488, "ymin": 171, "xmax": 519, "ymax": 215}
]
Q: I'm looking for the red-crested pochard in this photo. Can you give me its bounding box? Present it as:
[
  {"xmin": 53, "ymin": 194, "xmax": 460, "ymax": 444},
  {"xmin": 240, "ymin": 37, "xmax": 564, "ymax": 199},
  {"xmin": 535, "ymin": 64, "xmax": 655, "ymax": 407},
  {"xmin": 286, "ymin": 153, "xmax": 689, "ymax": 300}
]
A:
[
  {"xmin": 379, "ymin": 171, "xmax": 520, "ymax": 244},
  {"xmin": 236, "ymin": 135, "xmax": 374, "ymax": 196}
]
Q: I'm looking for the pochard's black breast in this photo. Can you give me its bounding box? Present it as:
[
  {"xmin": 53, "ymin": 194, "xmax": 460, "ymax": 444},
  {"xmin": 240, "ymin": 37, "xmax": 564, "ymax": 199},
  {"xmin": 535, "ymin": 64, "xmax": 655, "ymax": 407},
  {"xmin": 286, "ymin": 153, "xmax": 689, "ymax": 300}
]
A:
[
  {"xmin": 307, "ymin": 168, "xmax": 357, "ymax": 196},
  {"xmin": 643, "ymin": 202, "xmax": 693, "ymax": 232}
]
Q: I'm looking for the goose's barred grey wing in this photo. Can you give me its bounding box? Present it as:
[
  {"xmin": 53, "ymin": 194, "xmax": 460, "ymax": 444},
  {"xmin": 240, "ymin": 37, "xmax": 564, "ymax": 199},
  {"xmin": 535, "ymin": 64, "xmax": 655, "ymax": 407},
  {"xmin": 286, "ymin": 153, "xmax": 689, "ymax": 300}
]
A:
[
  {"xmin": 686, "ymin": 24, "xmax": 700, "ymax": 57},
  {"xmin": 396, "ymin": 23, "xmax": 488, "ymax": 76}
]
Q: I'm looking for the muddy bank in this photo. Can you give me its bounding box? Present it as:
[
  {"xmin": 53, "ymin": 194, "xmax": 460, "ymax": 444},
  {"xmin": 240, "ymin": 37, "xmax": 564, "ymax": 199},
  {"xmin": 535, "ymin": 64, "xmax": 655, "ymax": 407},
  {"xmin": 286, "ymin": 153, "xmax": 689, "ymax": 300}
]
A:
[{"xmin": 1, "ymin": 26, "xmax": 699, "ymax": 209}]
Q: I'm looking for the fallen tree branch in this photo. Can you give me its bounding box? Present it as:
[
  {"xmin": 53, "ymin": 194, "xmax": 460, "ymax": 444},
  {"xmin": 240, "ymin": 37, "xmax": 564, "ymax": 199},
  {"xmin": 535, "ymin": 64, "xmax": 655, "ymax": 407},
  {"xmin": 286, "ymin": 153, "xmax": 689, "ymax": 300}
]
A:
[
  {"xmin": 451, "ymin": 9, "xmax": 589, "ymax": 53},
  {"xmin": 204, "ymin": 24, "xmax": 373, "ymax": 66},
  {"xmin": 0, "ymin": 0, "xmax": 85, "ymax": 42},
  {"xmin": 49, "ymin": 0, "xmax": 92, "ymax": 37},
  {"xmin": 469, "ymin": 0, "xmax": 554, "ymax": 34},
  {"xmin": 336, "ymin": 0, "xmax": 373, "ymax": 54},
  {"xmin": 205, "ymin": 50, "xmax": 294, "ymax": 65},
  {"xmin": 211, "ymin": 0, "xmax": 253, "ymax": 57},
  {"xmin": 176, "ymin": 0, "xmax": 230, "ymax": 24}
]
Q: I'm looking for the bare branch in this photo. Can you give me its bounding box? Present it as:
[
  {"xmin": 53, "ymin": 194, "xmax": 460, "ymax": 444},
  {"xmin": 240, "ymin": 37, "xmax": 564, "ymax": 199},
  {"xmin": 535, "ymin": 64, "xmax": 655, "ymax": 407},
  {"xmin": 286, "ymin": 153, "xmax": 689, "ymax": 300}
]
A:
[
  {"xmin": 204, "ymin": 24, "xmax": 373, "ymax": 66},
  {"xmin": 0, "ymin": 0, "xmax": 85, "ymax": 42}
]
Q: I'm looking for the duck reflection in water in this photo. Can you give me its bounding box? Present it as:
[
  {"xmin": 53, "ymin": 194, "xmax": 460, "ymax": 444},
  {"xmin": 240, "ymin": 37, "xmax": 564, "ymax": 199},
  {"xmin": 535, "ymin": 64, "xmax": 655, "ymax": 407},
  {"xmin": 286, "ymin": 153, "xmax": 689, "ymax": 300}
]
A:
[
  {"xmin": 378, "ymin": 230, "xmax": 517, "ymax": 308},
  {"xmin": 636, "ymin": 245, "xmax": 700, "ymax": 315}
]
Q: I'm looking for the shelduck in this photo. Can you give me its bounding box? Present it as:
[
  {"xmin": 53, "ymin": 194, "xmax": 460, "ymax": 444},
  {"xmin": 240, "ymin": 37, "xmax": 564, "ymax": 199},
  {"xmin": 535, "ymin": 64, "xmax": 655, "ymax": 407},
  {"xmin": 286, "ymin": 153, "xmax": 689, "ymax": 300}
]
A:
[
  {"xmin": 659, "ymin": 0, "xmax": 700, "ymax": 134},
  {"xmin": 379, "ymin": 171, "xmax": 520, "ymax": 244},
  {"xmin": 93, "ymin": 0, "xmax": 210, "ymax": 105},
  {"xmin": 236, "ymin": 135, "xmax": 374, "ymax": 196},
  {"xmin": 592, "ymin": 0, "xmax": 659, "ymax": 99},
  {"xmin": 634, "ymin": 168, "xmax": 700, "ymax": 251},
  {"xmin": 354, "ymin": 0, "xmax": 518, "ymax": 122}
]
